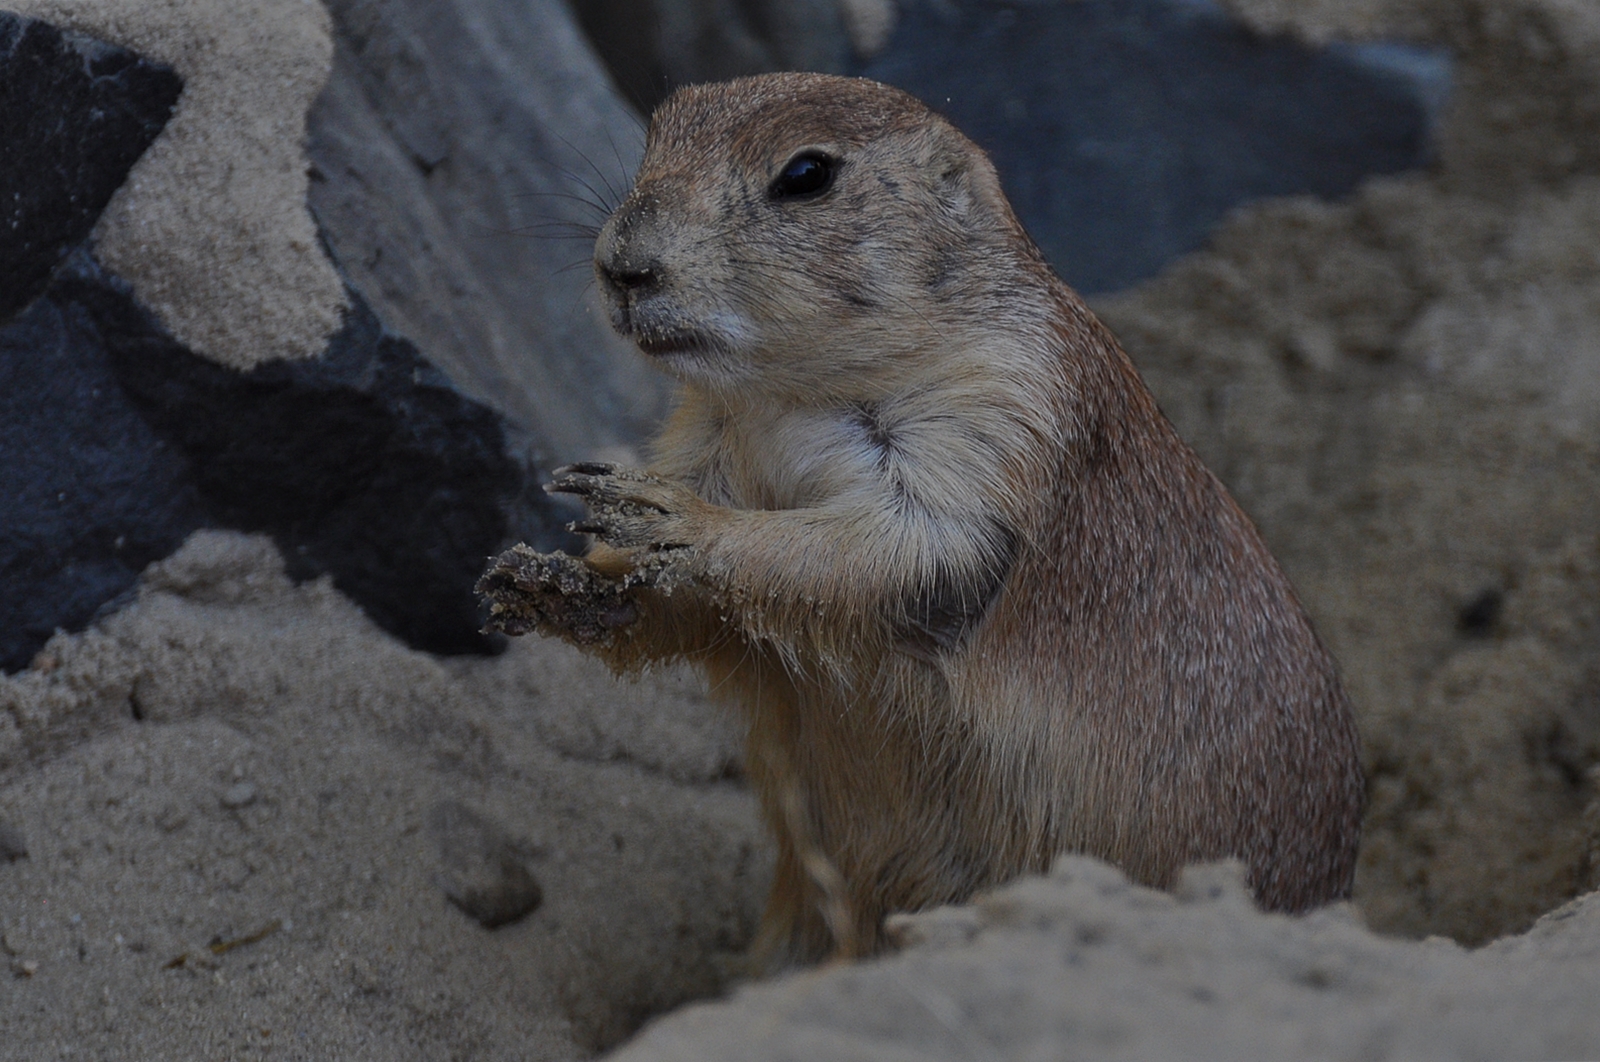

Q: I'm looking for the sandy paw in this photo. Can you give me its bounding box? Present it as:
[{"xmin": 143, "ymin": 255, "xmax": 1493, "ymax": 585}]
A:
[{"xmin": 547, "ymin": 465, "xmax": 702, "ymax": 550}]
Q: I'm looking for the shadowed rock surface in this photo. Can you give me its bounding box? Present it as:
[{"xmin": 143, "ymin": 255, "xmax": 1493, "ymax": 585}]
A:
[
  {"xmin": 0, "ymin": 12, "xmax": 181, "ymax": 320},
  {"xmin": 0, "ymin": 262, "xmax": 208, "ymax": 674},
  {"xmin": 858, "ymin": 0, "xmax": 1448, "ymax": 292},
  {"xmin": 567, "ymin": 0, "xmax": 853, "ymax": 114},
  {"xmin": 71, "ymin": 253, "xmax": 551, "ymax": 656},
  {"xmin": 1, "ymin": 248, "xmax": 575, "ymax": 669},
  {"xmin": 1, "ymin": 8, "xmax": 591, "ymax": 669}
]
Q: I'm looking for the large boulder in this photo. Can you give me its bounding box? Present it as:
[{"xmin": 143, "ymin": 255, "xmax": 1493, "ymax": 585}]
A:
[
  {"xmin": 307, "ymin": 0, "xmax": 672, "ymax": 458},
  {"xmin": 0, "ymin": 12, "xmax": 193, "ymax": 673},
  {"xmin": 1, "ymin": 0, "xmax": 655, "ymax": 669},
  {"xmin": 858, "ymin": 0, "xmax": 1448, "ymax": 292},
  {"xmin": 566, "ymin": 0, "xmax": 856, "ymax": 114},
  {"xmin": 1, "ymin": 242, "xmax": 564, "ymax": 670}
]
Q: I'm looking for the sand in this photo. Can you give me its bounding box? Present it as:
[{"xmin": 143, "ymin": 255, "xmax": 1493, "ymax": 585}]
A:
[
  {"xmin": 612, "ymin": 859, "xmax": 1600, "ymax": 1061},
  {"xmin": 5, "ymin": 0, "xmax": 347, "ymax": 369},
  {"xmin": 0, "ymin": 532, "xmax": 765, "ymax": 1057}
]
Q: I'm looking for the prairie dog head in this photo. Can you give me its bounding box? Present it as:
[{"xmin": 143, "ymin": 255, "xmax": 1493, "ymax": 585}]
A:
[{"xmin": 594, "ymin": 73, "xmax": 1041, "ymax": 404}]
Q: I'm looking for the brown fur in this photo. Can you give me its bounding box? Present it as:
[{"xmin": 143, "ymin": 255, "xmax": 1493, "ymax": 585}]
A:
[{"xmin": 478, "ymin": 73, "xmax": 1363, "ymax": 966}]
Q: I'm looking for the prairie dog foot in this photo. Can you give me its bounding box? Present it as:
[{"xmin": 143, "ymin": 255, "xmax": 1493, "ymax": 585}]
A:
[{"xmin": 479, "ymin": 540, "xmax": 699, "ymax": 643}]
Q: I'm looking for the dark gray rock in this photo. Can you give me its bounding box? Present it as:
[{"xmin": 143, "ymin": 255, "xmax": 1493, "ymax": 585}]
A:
[
  {"xmin": 0, "ymin": 822, "xmax": 28, "ymax": 863},
  {"xmin": 568, "ymin": 0, "xmax": 852, "ymax": 114},
  {"xmin": 430, "ymin": 801, "xmax": 543, "ymax": 929},
  {"xmin": 856, "ymin": 0, "xmax": 1448, "ymax": 293},
  {"xmin": 56, "ymin": 251, "xmax": 576, "ymax": 658},
  {"xmin": 0, "ymin": 12, "xmax": 182, "ymax": 322},
  {"xmin": 2, "ymin": 13, "xmax": 595, "ymax": 672},
  {"xmin": 3, "ymin": 245, "xmax": 581, "ymax": 672},
  {"xmin": 0, "ymin": 265, "xmax": 208, "ymax": 673}
]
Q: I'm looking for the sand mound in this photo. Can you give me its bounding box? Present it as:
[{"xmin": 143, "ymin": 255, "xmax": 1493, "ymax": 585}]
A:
[
  {"xmin": 0, "ymin": 531, "xmax": 765, "ymax": 1057},
  {"xmin": 612, "ymin": 857, "xmax": 1600, "ymax": 1061}
]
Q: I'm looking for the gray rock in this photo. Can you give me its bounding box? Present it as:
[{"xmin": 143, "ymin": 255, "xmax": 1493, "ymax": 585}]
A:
[
  {"xmin": 0, "ymin": 255, "xmax": 208, "ymax": 674},
  {"xmin": 430, "ymin": 801, "xmax": 543, "ymax": 930},
  {"xmin": 84, "ymin": 252, "xmax": 573, "ymax": 656},
  {"xmin": 0, "ymin": 13, "xmax": 182, "ymax": 322},
  {"xmin": 856, "ymin": 0, "xmax": 1449, "ymax": 293},
  {"xmin": 0, "ymin": 14, "xmax": 197, "ymax": 672},
  {"xmin": 5, "ymin": 249, "xmax": 574, "ymax": 666},
  {"xmin": 0, "ymin": 822, "xmax": 27, "ymax": 863},
  {"xmin": 4, "ymin": 3, "xmax": 619, "ymax": 670},
  {"xmin": 568, "ymin": 0, "xmax": 853, "ymax": 114},
  {"xmin": 308, "ymin": 0, "xmax": 671, "ymax": 460}
]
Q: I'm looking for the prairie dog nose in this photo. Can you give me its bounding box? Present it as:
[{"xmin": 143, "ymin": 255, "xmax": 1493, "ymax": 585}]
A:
[
  {"xmin": 595, "ymin": 253, "xmax": 661, "ymax": 298},
  {"xmin": 595, "ymin": 200, "xmax": 667, "ymax": 300}
]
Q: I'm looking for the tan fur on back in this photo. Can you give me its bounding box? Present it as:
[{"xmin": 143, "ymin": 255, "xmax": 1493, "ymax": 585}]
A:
[{"xmin": 478, "ymin": 72, "xmax": 1363, "ymax": 966}]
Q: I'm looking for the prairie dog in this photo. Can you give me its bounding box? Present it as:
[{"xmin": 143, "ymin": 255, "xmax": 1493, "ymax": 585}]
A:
[{"xmin": 479, "ymin": 73, "xmax": 1362, "ymax": 964}]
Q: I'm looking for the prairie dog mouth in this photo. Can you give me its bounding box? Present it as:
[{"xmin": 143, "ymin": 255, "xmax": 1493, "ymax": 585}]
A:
[
  {"xmin": 630, "ymin": 328, "xmax": 717, "ymax": 358},
  {"xmin": 605, "ymin": 296, "xmax": 714, "ymax": 358}
]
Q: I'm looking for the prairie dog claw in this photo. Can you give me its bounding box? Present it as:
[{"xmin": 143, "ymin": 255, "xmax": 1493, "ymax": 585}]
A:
[{"xmin": 545, "ymin": 466, "xmax": 702, "ymax": 550}]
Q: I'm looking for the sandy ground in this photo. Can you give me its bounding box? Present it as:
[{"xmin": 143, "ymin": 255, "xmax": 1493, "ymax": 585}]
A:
[
  {"xmin": 1, "ymin": 533, "xmax": 766, "ymax": 1058},
  {"xmin": 613, "ymin": 859, "xmax": 1600, "ymax": 1061},
  {"xmin": 4, "ymin": 0, "xmax": 1600, "ymax": 1057}
]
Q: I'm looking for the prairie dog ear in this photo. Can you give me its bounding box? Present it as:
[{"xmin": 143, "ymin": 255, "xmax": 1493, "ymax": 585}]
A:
[{"xmin": 930, "ymin": 137, "xmax": 1010, "ymax": 229}]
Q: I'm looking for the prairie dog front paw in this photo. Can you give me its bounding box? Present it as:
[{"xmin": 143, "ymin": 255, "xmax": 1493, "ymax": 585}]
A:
[
  {"xmin": 547, "ymin": 463, "xmax": 707, "ymax": 551},
  {"xmin": 476, "ymin": 540, "xmax": 698, "ymax": 647},
  {"xmin": 477, "ymin": 545, "xmax": 639, "ymax": 645}
]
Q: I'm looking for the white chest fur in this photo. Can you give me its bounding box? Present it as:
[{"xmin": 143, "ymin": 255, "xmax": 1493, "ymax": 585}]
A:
[{"xmin": 717, "ymin": 404, "xmax": 892, "ymax": 512}]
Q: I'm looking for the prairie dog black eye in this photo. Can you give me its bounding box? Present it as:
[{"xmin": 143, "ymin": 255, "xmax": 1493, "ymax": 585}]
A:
[{"xmin": 770, "ymin": 151, "xmax": 836, "ymax": 200}]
